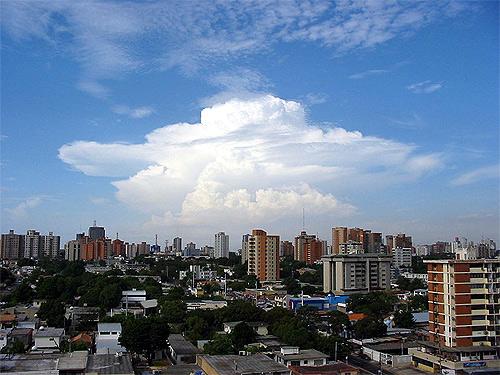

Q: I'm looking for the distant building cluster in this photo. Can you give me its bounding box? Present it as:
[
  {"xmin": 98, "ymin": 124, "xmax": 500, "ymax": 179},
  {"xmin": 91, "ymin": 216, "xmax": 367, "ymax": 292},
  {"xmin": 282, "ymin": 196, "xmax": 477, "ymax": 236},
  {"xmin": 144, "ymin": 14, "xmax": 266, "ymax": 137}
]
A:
[{"xmin": 1, "ymin": 230, "xmax": 60, "ymax": 260}]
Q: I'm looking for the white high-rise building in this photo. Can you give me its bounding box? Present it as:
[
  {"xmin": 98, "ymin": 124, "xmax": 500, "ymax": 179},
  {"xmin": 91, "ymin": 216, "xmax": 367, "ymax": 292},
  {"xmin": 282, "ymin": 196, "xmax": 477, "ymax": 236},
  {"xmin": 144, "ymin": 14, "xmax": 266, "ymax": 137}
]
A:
[
  {"xmin": 42, "ymin": 232, "xmax": 60, "ymax": 258},
  {"xmin": 214, "ymin": 232, "xmax": 229, "ymax": 258},
  {"xmin": 24, "ymin": 230, "xmax": 42, "ymax": 258}
]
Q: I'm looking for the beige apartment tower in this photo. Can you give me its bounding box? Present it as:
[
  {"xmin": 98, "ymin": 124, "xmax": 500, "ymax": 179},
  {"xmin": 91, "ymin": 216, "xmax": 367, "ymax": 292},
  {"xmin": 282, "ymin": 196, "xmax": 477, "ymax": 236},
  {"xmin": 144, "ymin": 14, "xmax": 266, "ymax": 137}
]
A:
[{"xmin": 322, "ymin": 253, "xmax": 392, "ymax": 294}]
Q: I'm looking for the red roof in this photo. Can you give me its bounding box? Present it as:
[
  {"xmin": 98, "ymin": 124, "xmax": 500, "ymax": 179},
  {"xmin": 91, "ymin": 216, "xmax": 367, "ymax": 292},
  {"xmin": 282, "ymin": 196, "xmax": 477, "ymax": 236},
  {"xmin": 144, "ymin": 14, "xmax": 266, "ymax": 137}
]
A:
[{"xmin": 348, "ymin": 313, "xmax": 368, "ymax": 322}]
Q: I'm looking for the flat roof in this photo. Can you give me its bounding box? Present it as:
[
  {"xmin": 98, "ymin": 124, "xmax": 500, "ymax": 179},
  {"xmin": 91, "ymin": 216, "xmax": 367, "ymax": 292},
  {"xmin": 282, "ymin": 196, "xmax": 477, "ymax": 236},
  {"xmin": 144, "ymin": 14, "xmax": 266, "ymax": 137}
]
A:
[
  {"xmin": 98, "ymin": 323, "xmax": 122, "ymax": 331},
  {"xmin": 168, "ymin": 334, "xmax": 202, "ymax": 355},
  {"xmin": 423, "ymin": 259, "xmax": 500, "ymax": 264},
  {"xmin": 35, "ymin": 327, "xmax": 64, "ymax": 337},
  {"xmin": 86, "ymin": 353, "xmax": 134, "ymax": 374},
  {"xmin": 57, "ymin": 351, "xmax": 88, "ymax": 371},
  {"xmin": 275, "ymin": 348, "xmax": 328, "ymax": 360},
  {"xmin": 199, "ymin": 353, "xmax": 289, "ymax": 375},
  {"xmin": 417, "ymin": 341, "xmax": 499, "ymax": 353}
]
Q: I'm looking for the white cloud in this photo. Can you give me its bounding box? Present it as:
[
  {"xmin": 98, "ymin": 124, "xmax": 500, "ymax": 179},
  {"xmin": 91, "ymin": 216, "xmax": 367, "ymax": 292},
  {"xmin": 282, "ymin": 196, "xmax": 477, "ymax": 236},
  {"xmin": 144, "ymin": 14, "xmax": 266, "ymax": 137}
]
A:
[
  {"xmin": 451, "ymin": 165, "xmax": 500, "ymax": 186},
  {"xmin": 406, "ymin": 80, "xmax": 443, "ymax": 94},
  {"xmin": 112, "ymin": 105, "xmax": 155, "ymax": 119},
  {"xmin": 304, "ymin": 92, "xmax": 328, "ymax": 105},
  {"xmin": 349, "ymin": 69, "xmax": 388, "ymax": 79},
  {"xmin": 59, "ymin": 95, "xmax": 441, "ymax": 237},
  {"xmin": 5, "ymin": 197, "xmax": 43, "ymax": 219},
  {"xmin": 1, "ymin": 1, "xmax": 468, "ymax": 94}
]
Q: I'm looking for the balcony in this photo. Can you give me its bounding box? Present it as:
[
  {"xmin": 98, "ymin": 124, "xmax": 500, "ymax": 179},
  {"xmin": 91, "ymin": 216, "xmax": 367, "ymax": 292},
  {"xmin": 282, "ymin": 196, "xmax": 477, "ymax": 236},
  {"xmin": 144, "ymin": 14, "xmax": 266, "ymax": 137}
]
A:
[{"xmin": 470, "ymin": 288, "xmax": 489, "ymax": 294}]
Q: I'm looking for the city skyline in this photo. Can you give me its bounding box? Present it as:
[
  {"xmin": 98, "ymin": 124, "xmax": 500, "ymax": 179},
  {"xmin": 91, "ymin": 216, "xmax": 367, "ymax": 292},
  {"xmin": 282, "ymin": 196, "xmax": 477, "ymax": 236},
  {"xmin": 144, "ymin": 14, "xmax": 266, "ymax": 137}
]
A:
[{"xmin": 1, "ymin": 1, "xmax": 499, "ymax": 246}]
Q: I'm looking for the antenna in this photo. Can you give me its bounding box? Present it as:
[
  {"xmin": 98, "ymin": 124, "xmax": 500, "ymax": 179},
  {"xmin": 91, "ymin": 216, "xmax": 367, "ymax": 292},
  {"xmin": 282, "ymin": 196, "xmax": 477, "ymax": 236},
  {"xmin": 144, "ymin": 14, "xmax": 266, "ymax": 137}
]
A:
[
  {"xmin": 302, "ymin": 208, "xmax": 305, "ymax": 231},
  {"xmin": 116, "ymin": 232, "xmax": 119, "ymax": 240},
  {"xmin": 93, "ymin": 220, "xmax": 97, "ymax": 227},
  {"xmin": 155, "ymin": 234, "xmax": 158, "ymax": 246}
]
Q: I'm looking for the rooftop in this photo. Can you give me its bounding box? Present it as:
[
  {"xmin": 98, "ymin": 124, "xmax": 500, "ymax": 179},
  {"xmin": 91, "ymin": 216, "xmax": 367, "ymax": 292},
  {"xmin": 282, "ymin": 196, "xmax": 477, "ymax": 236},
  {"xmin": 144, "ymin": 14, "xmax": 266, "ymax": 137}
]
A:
[
  {"xmin": 275, "ymin": 348, "xmax": 328, "ymax": 360},
  {"xmin": 86, "ymin": 353, "xmax": 134, "ymax": 375},
  {"xmin": 98, "ymin": 323, "xmax": 122, "ymax": 332},
  {"xmin": 168, "ymin": 334, "xmax": 202, "ymax": 355},
  {"xmin": 35, "ymin": 327, "xmax": 64, "ymax": 337},
  {"xmin": 290, "ymin": 363, "xmax": 359, "ymax": 374},
  {"xmin": 198, "ymin": 353, "xmax": 289, "ymax": 375}
]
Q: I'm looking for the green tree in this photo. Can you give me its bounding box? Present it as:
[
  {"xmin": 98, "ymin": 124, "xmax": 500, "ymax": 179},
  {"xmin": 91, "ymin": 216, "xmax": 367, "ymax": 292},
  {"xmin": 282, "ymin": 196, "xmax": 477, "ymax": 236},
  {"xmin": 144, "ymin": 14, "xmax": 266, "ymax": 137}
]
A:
[
  {"xmin": 353, "ymin": 317, "xmax": 387, "ymax": 339},
  {"xmin": 1, "ymin": 339, "xmax": 26, "ymax": 354},
  {"xmin": 231, "ymin": 322, "xmax": 256, "ymax": 351},
  {"xmin": 204, "ymin": 334, "xmax": 235, "ymax": 355},
  {"xmin": 283, "ymin": 277, "xmax": 301, "ymax": 295},
  {"xmin": 409, "ymin": 294, "xmax": 428, "ymax": 312},
  {"xmin": 347, "ymin": 292, "xmax": 398, "ymax": 318},
  {"xmin": 38, "ymin": 300, "xmax": 65, "ymax": 327},
  {"xmin": 185, "ymin": 315, "xmax": 211, "ymax": 341},
  {"xmin": 161, "ymin": 300, "xmax": 187, "ymax": 324},
  {"xmin": 314, "ymin": 335, "xmax": 351, "ymax": 359},
  {"xmin": 99, "ymin": 283, "xmax": 122, "ymax": 310},
  {"xmin": 165, "ymin": 287, "xmax": 186, "ymax": 300},
  {"xmin": 326, "ymin": 310, "xmax": 350, "ymax": 336},
  {"xmin": 119, "ymin": 316, "xmax": 170, "ymax": 364},
  {"xmin": 393, "ymin": 309, "xmax": 416, "ymax": 328},
  {"xmin": 9, "ymin": 282, "xmax": 34, "ymax": 304}
]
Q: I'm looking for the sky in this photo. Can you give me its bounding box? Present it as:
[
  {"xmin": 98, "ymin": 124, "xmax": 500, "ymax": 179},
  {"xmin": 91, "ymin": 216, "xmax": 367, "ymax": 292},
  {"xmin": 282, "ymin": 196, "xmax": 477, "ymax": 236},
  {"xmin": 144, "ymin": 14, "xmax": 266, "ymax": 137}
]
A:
[{"xmin": 1, "ymin": 0, "xmax": 499, "ymax": 249}]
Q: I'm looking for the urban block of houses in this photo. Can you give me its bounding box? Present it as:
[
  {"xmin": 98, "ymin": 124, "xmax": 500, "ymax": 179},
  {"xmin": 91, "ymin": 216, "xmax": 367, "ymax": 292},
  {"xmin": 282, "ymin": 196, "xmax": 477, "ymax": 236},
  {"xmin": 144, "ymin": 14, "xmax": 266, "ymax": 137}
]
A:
[
  {"xmin": 290, "ymin": 363, "xmax": 360, "ymax": 375},
  {"xmin": 223, "ymin": 321, "xmax": 269, "ymax": 336}
]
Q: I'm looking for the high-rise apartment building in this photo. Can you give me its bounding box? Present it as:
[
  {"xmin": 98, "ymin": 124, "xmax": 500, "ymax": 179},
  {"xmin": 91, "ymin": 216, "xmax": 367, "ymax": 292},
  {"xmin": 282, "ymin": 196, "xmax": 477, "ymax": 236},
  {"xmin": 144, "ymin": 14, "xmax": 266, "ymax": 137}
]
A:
[
  {"xmin": 82, "ymin": 238, "xmax": 111, "ymax": 260},
  {"xmin": 385, "ymin": 233, "xmax": 412, "ymax": 254},
  {"xmin": 42, "ymin": 232, "xmax": 60, "ymax": 258},
  {"xmin": 88, "ymin": 223, "xmax": 105, "ymax": 241},
  {"xmin": 0, "ymin": 230, "xmax": 24, "ymax": 259},
  {"xmin": 322, "ymin": 254, "xmax": 392, "ymax": 294},
  {"xmin": 294, "ymin": 231, "xmax": 324, "ymax": 264},
  {"xmin": 392, "ymin": 247, "xmax": 412, "ymax": 270},
  {"xmin": 65, "ymin": 240, "xmax": 81, "ymax": 261},
  {"xmin": 24, "ymin": 230, "xmax": 42, "ymax": 258},
  {"xmin": 280, "ymin": 240, "xmax": 294, "ymax": 257},
  {"xmin": 332, "ymin": 227, "xmax": 383, "ymax": 254},
  {"xmin": 112, "ymin": 239, "xmax": 125, "ymax": 257},
  {"xmin": 245, "ymin": 229, "xmax": 280, "ymax": 282},
  {"xmin": 173, "ymin": 237, "xmax": 182, "ymax": 254},
  {"xmin": 241, "ymin": 234, "xmax": 250, "ymax": 264},
  {"xmin": 426, "ymin": 258, "xmax": 499, "ymax": 347},
  {"xmin": 410, "ymin": 258, "xmax": 500, "ymax": 373},
  {"xmin": 214, "ymin": 232, "xmax": 229, "ymax": 258}
]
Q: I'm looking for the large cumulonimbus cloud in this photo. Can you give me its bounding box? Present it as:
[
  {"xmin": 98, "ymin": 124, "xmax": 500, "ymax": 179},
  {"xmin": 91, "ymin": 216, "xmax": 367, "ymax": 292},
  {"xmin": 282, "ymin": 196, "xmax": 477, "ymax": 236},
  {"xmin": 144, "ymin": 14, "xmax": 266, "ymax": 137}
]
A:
[{"xmin": 59, "ymin": 95, "xmax": 441, "ymax": 237}]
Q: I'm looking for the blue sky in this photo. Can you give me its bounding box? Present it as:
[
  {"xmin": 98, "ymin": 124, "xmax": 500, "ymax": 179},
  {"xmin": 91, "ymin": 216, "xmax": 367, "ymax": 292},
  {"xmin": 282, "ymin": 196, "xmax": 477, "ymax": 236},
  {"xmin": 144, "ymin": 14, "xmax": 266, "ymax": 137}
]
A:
[{"xmin": 1, "ymin": 1, "xmax": 498, "ymax": 248}]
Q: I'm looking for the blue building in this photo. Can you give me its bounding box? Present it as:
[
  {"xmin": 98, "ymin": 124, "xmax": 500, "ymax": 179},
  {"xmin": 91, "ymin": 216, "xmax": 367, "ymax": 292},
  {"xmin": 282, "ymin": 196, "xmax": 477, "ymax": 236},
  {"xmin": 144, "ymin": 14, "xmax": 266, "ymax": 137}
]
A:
[{"xmin": 288, "ymin": 294, "xmax": 349, "ymax": 311}]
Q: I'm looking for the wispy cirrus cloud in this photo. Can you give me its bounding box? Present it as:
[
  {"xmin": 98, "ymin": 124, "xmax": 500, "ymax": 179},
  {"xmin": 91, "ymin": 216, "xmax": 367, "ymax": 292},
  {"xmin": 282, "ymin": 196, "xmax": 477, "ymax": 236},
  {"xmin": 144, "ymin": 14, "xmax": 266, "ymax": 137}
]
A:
[
  {"xmin": 407, "ymin": 80, "xmax": 443, "ymax": 94},
  {"xmin": 349, "ymin": 69, "xmax": 389, "ymax": 79},
  {"xmin": 112, "ymin": 105, "xmax": 155, "ymax": 119},
  {"xmin": 1, "ymin": 1, "xmax": 469, "ymax": 97},
  {"xmin": 451, "ymin": 165, "xmax": 500, "ymax": 186}
]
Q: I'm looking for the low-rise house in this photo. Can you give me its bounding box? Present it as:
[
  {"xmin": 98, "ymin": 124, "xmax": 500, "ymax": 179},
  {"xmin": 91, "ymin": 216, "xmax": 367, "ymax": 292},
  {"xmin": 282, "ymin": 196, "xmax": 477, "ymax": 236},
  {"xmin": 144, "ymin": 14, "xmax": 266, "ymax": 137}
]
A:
[
  {"xmin": 140, "ymin": 299, "xmax": 158, "ymax": 316},
  {"xmin": 33, "ymin": 327, "xmax": 64, "ymax": 351},
  {"xmin": 95, "ymin": 323, "xmax": 126, "ymax": 354},
  {"xmin": 121, "ymin": 289, "xmax": 146, "ymax": 308},
  {"xmin": 8, "ymin": 328, "xmax": 33, "ymax": 350},
  {"xmin": 167, "ymin": 334, "xmax": 202, "ymax": 364},
  {"xmin": 0, "ymin": 312, "xmax": 17, "ymax": 329},
  {"xmin": 185, "ymin": 300, "xmax": 227, "ymax": 310},
  {"xmin": 0, "ymin": 329, "xmax": 10, "ymax": 351},
  {"xmin": 70, "ymin": 332, "xmax": 93, "ymax": 348},
  {"xmin": 275, "ymin": 346, "xmax": 328, "ymax": 368},
  {"xmin": 197, "ymin": 353, "xmax": 290, "ymax": 375}
]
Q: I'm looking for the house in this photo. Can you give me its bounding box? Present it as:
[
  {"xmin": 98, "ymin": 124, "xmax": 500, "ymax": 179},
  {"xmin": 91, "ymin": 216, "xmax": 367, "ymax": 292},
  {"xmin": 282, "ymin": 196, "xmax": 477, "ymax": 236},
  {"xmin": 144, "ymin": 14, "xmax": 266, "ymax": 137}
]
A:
[
  {"xmin": 121, "ymin": 289, "xmax": 146, "ymax": 308},
  {"xmin": 140, "ymin": 299, "xmax": 158, "ymax": 316},
  {"xmin": 34, "ymin": 327, "xmax": 64, "ymax": 351},
  {"xmin": 167, "ymin": 334, "xmax": 202, "ymax": 364},
  {"xmin": 185, "ymin": 300, "xmax": 227, "ymax": 310},
  {"xmin": 197, "ymin": 353, "xmax": 290, "ymax": 375},
  {"xmin": 347, "ymin": 313, "xmax": 368, "ymax": 323},
  {"xmin": 0, "ymin": 329, "xmax": 10, "ymax": 351},
  {"xmin": 70, "ymin": 332, "xmax": 93, "ymax": 348},
  {"xmin": 0, "ymin": 312, "xmax": 17, "ymax": 329},
  {"xmin": 86, "ymin": 353, "xmax": 134, "ymax": 375},
  {"xmin": 8, "ymin": 328, "xmax": 33, "ymax": 350},
  {"xmin": 95, "ymin": 323, "xmax": 126, "ymax": 354},
  {"xmin": 290, "ymin": 363, "xmax": 360, "ymax": 375},
  {"xmin": 274, "ymin": 346, "xmax": 329, "ymax": 368}
]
